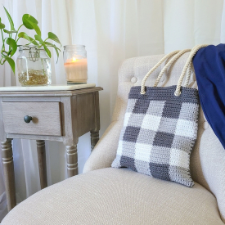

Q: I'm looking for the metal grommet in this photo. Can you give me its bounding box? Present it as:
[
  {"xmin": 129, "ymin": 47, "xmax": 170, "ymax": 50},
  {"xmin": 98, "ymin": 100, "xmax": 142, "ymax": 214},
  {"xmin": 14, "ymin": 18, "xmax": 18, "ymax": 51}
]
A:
[
  {"xmin": 140, "ymin": 86, "xmax": 146, "ymax": 95},
  {"xmin": 174, "ymin": 91, "xmax": 181, "ymax": 96}
]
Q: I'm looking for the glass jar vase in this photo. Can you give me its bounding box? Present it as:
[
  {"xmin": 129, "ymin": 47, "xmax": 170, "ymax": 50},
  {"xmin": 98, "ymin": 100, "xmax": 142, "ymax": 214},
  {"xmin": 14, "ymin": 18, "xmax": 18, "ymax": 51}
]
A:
[
  {"xmin": 17, "ymin": 46, "xmax": 52, "ymax": 86},
  {"xmin": 63, "ymin": 45, "xmax": 87, "ymax": 84}
]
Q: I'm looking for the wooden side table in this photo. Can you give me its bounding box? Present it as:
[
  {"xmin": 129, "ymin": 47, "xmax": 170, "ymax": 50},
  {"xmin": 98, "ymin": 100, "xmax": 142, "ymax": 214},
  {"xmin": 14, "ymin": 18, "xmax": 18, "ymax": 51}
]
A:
[{"xmin": 0, "ymin": 87, "xmax": 102, "ymax": 212}]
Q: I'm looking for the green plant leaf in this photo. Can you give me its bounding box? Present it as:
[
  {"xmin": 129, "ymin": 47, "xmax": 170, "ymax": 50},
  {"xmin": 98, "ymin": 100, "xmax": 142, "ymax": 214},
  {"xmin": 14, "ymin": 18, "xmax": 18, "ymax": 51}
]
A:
[
  {"xmin": 3, "ymin": 29, "xmax": 17, "ymax": 34},
  {"xmin": 18, "ymin": 32, "xmax": 38, "ymax": 45},
  {"xmin": 45, "ymin": 42, "xmax": 60, "ymax": 62},
  {"xmin": 48, "ymin": 32, "xmax": 61, "ymax": 46},
  {"xmin": 30, "ymin": 22, "xmax": 41, "ymax": 36},
  {"xmin": 22, "ymin": 14, "xmax": 41, "ymax": 36},
  {"xmin": 0, "ymin": 18, "xmax": 5, "ymax": 29},
  {"xmin": 1, "ymin": 40, "xmax": 5, "ymax": 52},
  {"xmin": 3, "ymin": 7, "xmax": 15, "ymax": 30},
  {"xmin": 50, "ymin": 45, "xmax": 59, "ymax": 63},
  {"xmin": 35, "ymin": 34, "xmax": 51, "ymax": 58},
  {"xmin": 45, "ymin": 42, "xmax": 61, "ymax": 51},
  {"xmin": 24, "ymin": 20, "xmax": 41, "ymax": 36},
  {"xmin": 55, "ymin": 47, "xmax": 59, "ymax": 63},
  {"xmin": 44, "ymin": 41, "xmax": 54, "ymax": 47},
  {"xmin": 6, "ymin": 38, "xmax": 17, "ymax": 56},
  {"xmin": 22, "ymin": 14, "xmax": 38, "ymax": 29},
  {"xmin": 2, "ymin": 54, "xmax": 15, "ymax": 73},
  {"xmin": 0, "ymin": 23, "xmax": 5, "ymax": 29},
  {"xmin": 43, "ymin": 45, "xmax": 51, "ymax": 58},
  {"xmin": 34, "ymin": 34, "xmax": 43, "ymax": 42}
]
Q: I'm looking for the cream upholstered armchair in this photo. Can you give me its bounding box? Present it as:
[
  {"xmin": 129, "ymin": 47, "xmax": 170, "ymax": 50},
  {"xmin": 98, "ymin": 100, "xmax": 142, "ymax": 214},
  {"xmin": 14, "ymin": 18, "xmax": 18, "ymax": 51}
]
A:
[{"xmin": 2, "ymin": 53, "xmax": 225, "ymax": 225}]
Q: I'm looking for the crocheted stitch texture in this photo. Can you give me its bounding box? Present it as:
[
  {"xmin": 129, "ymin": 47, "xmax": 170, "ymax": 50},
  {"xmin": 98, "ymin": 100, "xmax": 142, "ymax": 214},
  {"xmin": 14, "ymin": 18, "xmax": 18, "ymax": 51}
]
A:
[{"xmin": 112, "ymin": 85, "xmax": 199, "ymax": 187}]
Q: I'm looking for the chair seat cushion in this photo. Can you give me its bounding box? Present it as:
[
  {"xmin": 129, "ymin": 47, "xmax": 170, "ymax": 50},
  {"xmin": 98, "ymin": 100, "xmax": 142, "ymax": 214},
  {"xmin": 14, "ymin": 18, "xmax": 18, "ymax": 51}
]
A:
[{"xmin": 2, "ymin": 168, "xmax": 224, "ymax": 225}]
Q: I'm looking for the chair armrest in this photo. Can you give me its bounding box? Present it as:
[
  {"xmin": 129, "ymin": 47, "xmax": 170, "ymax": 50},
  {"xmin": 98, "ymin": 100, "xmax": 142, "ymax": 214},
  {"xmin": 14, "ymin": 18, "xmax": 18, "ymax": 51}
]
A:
[{"xmin": 83, "ymin": 121, "xmax": 122, "ymax": 173}]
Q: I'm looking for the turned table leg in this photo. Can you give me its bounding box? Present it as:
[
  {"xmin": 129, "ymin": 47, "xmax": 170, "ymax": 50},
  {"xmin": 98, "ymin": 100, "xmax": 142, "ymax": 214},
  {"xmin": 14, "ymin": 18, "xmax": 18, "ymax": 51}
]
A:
[
  {"xmin": 90, "ymin": 131, "xmax": 99, "ymax": 151},
  {"xmin": 66, "ymin": 145, "xmax": 78, "ymax": 177},
  {"xmin": 1, "ymin": 139, "xmax": 16, "ymax": 211},
  {"xmin": 36, "ymin": 140, "xmax": 47, "ymax": 189}
]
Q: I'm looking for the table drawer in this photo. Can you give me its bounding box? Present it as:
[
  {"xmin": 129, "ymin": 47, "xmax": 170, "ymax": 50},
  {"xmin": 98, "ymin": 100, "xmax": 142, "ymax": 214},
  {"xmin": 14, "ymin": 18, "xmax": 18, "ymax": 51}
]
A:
[{"xmin": 2, "ymin": 101, "xmax": 62, "ymax": 136}]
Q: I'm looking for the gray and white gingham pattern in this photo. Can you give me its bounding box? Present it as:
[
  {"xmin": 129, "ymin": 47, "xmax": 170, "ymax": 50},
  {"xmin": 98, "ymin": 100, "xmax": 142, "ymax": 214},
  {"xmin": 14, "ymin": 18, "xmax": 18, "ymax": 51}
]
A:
[{"xmin": 112, "ymin": 85, "xmax": 199, "ymax": 187}]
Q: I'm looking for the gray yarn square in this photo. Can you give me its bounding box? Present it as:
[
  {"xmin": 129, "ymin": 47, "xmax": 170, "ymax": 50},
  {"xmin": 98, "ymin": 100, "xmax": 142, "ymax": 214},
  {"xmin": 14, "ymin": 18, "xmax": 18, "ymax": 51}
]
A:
[
  {"xmin": 133, "ymin": 99, "xmax": 150, "ymax": 114},
  {"xmin": 162, "ymin": 101, "xmax": 182, "ymax": 119},
  {"xmin": 150, "ymin": 146, "xmax": 171, "ymax": 165},
  {"xmin": 123, "ymin": 126, "xmax": 140, "ymax": 143},
  {"xmin": 122, "ymin": 141, "xmax": 136, "ymax": 158},
  {"xmin": 179, "ymin": 102, "xmax": 199, "ymax": 121},
  {"xmin": 146, "ymin": 100, "xmax": 165, "ymax": 116},
  {"xmin": 126, "ymin": 99, "xmax": 137, "ymax": 113},
  {"xmin": 128, "ymin": 113, "xmax": 145, "ymax": 128},
  {"xmin": 135, "ymin": 159, "xmax": 151, "ymax": 175},
  {"xmin": 120, "ymin": 156, "xmax": 136, "ymax": 171},
  {"xmin": 150, "ymin": 163, "xmax": 170, "ymax": 181},
  {"xmin": 153, "ymin": 132, "xmax": 174, "ymax": 147},
  {"xmin": 158, "ymin": 117, "xmax": 178, "ymax": 134},
  {"xmin": 171, "ymin": 135, "xmax": 195, "ymax": 153},
  {"xmin": 169, "ymin": 166, "xmax": 194, "ymax": 187},
  {"xmin": 136, "ymin": 129, "xmax": 156, "ymax": 145}
]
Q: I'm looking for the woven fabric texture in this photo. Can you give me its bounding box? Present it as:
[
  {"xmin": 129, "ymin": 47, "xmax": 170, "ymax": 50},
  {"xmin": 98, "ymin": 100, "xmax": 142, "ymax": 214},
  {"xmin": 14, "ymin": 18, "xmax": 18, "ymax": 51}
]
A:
[
  {"xmin": 112, "ymin": 85, "xmax": 199, "ymax": 187},
  {"xmin": 1, "ymin": 168, "xmax": 224, "ymax": 225}
]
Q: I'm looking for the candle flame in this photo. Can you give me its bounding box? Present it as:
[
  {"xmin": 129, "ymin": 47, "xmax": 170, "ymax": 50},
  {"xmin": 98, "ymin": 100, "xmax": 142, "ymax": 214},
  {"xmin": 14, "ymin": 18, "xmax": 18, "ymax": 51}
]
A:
[{"xmin": 72, "ymin": 57, "xmax": 77, "ymax": 62}]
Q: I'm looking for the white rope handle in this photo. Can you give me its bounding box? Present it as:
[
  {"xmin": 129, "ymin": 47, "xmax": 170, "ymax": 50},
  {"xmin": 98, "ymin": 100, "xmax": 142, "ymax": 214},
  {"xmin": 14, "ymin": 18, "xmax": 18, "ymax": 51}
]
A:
[
  {"xmin": 184, "ymin": 62, "xmax": 193, "ymax": 87},
  {"xmin": 140, "ymin": 50, "xmax": 179, "ymax": 94},
  {"xmin": 174, "ymin": 44, "xmax": 208, "ymax": 96},
  {"xmin": 153, "ymin": 49, "xmax": 191, "ymax": 87}
]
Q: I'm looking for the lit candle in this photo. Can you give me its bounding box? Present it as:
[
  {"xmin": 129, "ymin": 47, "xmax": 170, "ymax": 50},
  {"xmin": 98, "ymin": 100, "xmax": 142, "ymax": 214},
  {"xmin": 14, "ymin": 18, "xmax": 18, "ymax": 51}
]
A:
[{"xmin": 64, "ymin": 57, "xmax": 88, "ymax": 83}]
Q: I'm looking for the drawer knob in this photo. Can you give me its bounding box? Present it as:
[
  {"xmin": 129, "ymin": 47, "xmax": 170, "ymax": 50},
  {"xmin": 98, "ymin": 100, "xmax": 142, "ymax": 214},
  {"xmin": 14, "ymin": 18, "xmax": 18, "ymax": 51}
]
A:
[{"xmin": 24, "ymin": 115, "xmax": 33, "ymax": 123}]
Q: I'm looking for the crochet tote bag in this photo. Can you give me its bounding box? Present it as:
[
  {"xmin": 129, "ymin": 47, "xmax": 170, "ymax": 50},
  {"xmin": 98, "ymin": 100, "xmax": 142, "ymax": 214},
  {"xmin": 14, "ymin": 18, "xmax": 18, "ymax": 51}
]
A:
[{"xmin": 112, "ymin": 45, "xmax": 207, "ymax": 187}]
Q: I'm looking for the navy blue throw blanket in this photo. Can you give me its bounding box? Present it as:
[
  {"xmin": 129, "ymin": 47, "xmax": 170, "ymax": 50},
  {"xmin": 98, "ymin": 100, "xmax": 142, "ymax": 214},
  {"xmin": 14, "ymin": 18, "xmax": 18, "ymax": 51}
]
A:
[{"xmin": 193, "ymin": 44, "xmax": 225, "ymax": 149}]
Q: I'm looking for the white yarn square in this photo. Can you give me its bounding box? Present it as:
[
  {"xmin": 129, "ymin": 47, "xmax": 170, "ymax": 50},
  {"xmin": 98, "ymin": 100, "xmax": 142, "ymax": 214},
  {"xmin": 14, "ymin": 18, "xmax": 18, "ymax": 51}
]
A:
[
  {"xmin": 175, "ymin": 119, "xmax": 196, "ymax": 138},
  {"xmin": 123, "ymin": 112, "xmax": 132, "ymax": 127},
  {"xmin": 117, "ymin": 140, "xmax": 123, "ymax": 156},
  {"xmin": 134, "ymin": 143, "xmax": 152, "ymax": 162},
  {"xmin": 141, "ymin": 115, "xmax": 161, "ymax": 131},
  {"xmin": 169, "ymin": 148, "xmax": 189, "ymax": 169}
]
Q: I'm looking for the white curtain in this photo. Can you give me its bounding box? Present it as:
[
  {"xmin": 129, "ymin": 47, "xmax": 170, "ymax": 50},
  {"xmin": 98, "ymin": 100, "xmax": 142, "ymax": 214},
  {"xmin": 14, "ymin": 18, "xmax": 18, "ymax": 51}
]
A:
[{"xmin": 0, "ymin": 0, "xmax": 224, "ymax": 221}]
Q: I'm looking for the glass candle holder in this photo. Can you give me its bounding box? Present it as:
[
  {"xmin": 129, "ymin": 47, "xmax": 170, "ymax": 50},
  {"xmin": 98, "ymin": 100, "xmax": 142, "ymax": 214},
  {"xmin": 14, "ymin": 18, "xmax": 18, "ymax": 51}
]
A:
[{"xmin": 63, "ymin": 45, "xmax": 87, "ymax": 84}]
